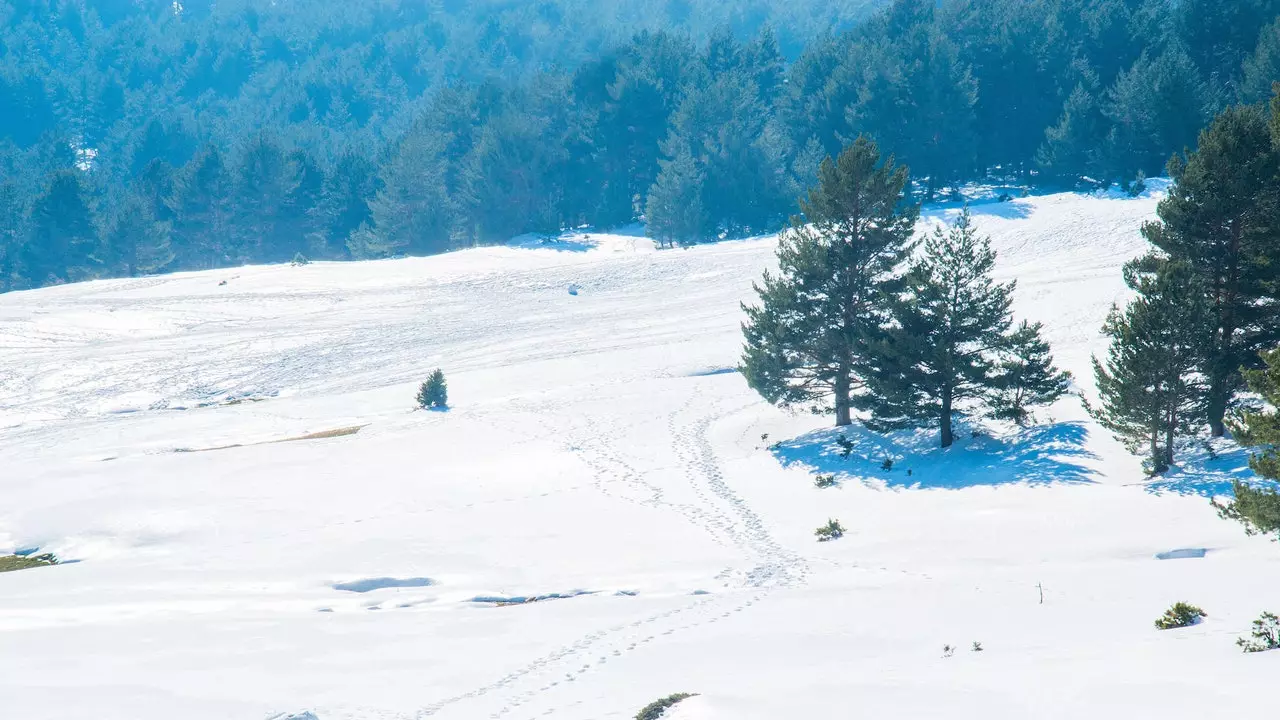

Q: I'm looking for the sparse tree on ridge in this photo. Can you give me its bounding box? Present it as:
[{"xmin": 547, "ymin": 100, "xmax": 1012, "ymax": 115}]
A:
[
  {"xmin": 740, "ymin": 136, "xmax": 918, "ymax": 427},
  {"xmin": 1089, "ymin": 262, "xmax": 1214, "ymax": 474}
]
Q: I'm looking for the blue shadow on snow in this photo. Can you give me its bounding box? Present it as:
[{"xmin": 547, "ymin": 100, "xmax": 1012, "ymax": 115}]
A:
[
  {"xmin": 1143, "ymin": 441, "xmax": 1280, "ymax": 497},
  {"xmin": 771, "ymin": 420, "xmax": 1097, "ymax": 490}
]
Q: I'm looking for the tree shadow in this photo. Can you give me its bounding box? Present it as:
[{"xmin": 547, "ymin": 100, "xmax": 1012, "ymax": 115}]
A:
[
  {"xmin": 508, "ymin": 233, "xmax": 601, "ymax": 253},
  {"xmin": 771, "ymin": 420, "xmax": 1097, "ymax": 490},
  {"xmin": 1144, "ymin": 442, "xmax": 1277, "ymax": 497}
]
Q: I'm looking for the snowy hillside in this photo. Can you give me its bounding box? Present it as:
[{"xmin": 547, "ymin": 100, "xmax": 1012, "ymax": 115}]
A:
[{"xmin": 2, "ymin": 183, "xmax": 1278, "ymax": 720}]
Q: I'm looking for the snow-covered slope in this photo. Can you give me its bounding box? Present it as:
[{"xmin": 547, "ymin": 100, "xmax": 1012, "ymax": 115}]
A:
[{"xmin": 1, "ymin": 183, "xmax": 1277, "ymax": 720}]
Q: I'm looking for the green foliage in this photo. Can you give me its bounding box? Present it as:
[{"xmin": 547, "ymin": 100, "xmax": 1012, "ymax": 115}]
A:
[
  {"xmin": 988, "ymin": 321, "xmax": 1071, "ymax": 427},
  {"xmin": 1228, "ymin": 348, "xmax": 1280, "ymax": 488},
  {"xmin": 417, "ymin": 369, "xmax": 449, "ymax": 410},
  {"xmin": 814, "ymin": 518, "xmax": 845, "ymax": 541},
  {"xmin": 1088, "ymin": 262, "xmax": 1214, "ymax": 474},
  {"xmin": 635, "ymin": 693, "xmax": 696, "ymax": 720},
  {"xmin": 1154, "ymin": 602, "xmax": 1207, "ymax": 630},
  {"xmin": 860, "ymin": 209, "xmax": 1061, "ymax": 447},
  {"xmin": 814, "ymin": 473, "xmax": 837, "ymax": 489},
  {"xmin": 1139, "ymin": 104, "xmax": 1280, "ymax": 436},
  {"xmin": 1212, "ymin": 482, "xmax": 1280, "ymax": 539},
  {"xmin": 1237, "ymin": 612, "xmax": 1280, "ymax": 653},
  {"xmin": 740, "ymin": 136, "xmax": 917, "ymax": 428}
]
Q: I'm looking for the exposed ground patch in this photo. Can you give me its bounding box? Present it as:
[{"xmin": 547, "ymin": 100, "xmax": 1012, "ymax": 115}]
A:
[
  {"xmin": 0, "ymin": 553, "xmax": 58, "ymax": 573},
  {"xmin": 174, "ymin": 425, "xmax": 366, "ymax": 453}
]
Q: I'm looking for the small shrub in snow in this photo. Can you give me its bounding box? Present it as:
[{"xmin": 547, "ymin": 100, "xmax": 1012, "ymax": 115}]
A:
[
  {"xmin": 1237, "ymin": 612, "xmax": 1280, "ymax": 653},
  {"xmin": 291, "ymin": 252, "xmax": 310, "ymax": 266},
  {"xmin": 942, "ymin": 644, "xmax": 955, "ymax": 657},
  {"xmin": 635, "ymin": 692, "xmax": 696, "ymax": 720},
  {"xmin": 1154, "ymin": 602, "xmax": 1206, "ymax": 630},
  {"xmin": 971, "ymin": 641, "xmax": 983, "ymax": 652},
  {"xmin": 417, "ymin": 369, "xmax": 448, "ymax": 410},
  {"xmin": 836, "ymin": 434, "xmax": 854, "ymax": 458},
  {"xmin": 814, "ymin": 518, "xmax": 845, "ymax": 541},
  {"xmin": 814, "ymin": 473, "xmax": 836, "ymax": 489}
]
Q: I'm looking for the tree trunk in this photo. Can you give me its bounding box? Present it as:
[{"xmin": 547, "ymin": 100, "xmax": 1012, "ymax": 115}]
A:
[
  {"xmin": 834, "ymin": 370, "xmax": 852, "ymax": 427},
  {"xmin": 1207, "ymin": 377, "xmax": 1228, "ymax": 438},
  {"xmin": 940, "ymin": 389, "xmax": 954, "ymax": 448},
  {"xmin": 1149, "ymin": 428, "xmax": 1162, "ymax": 474}
]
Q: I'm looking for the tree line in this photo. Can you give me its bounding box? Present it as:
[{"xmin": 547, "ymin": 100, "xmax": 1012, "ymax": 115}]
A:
[{"xmin": 4, "ymin": 0, "xmax": 1280, "ymax": 292}]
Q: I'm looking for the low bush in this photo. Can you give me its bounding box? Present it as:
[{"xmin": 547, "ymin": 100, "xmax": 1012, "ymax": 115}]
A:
[
  {"xmin": 635, "ymin": 692, "xmax": 696, "ymax": 720},
  {"xmin": 1237, "ymin": 612, "xmax": 1280, "ymax": 653},
  {"xmin": 814, "ymin": 518, "xmax": 845, "ymax": 542},
  {"xmin": 1154, "ymin": 602, "xmax": 1206, "ymax": 630},
  {"xmin": 814, "ymin": 473, "xmax": 836, "ymax": 489}
]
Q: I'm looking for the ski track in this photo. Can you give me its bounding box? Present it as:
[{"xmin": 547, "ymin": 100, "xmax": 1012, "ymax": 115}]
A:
[{"xmin": 406, "ymin": 381, "xmax": 806, "ymax": 720}]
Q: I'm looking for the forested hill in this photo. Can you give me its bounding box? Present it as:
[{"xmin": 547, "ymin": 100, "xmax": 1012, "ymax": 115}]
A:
[{"xmin": 2, "ymin": 0, "xmax": 1279, "ymax": 292}]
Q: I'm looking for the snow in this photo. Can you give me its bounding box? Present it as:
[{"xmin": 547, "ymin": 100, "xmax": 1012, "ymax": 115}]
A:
[{"xmin": 2, "ymin": 181, "xmax": 1279, "ymax": 720}]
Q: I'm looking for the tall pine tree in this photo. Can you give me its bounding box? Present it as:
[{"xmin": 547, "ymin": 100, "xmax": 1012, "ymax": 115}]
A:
[
  {"xmin": 858, "ymin": 209, "xmax": 1056, "ymax": 447},
  {"xmin": 1139, "ymin": 104, "xmax": 1280, "ymax": 436},
  {"xmin": 741, "ymin": 136, "xmax": 917, "ymax": 427},
  {"xmin": 1089, "ymin": 262, "xmax": 1214, "ymax": 474}
]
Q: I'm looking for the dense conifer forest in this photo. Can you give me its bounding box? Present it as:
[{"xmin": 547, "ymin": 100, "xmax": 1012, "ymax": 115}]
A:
[{"xmin": 2, "ymin": 0, "xmax": 1279, "ymax": 291}]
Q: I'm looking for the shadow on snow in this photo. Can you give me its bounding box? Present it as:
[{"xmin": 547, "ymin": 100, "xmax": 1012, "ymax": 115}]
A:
[
  {"xmin": 771, "ymin": 420, "xmax": 1097, "ymax": 490},
  {"xmin": 1144, "ymin": 441, "xmax": 1279, "ymax": 497}
]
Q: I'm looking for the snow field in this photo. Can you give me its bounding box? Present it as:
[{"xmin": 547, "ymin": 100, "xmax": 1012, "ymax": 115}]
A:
[{"xmin": 2, "ymin": 181, "xmax": 1279, "ymax": 720}]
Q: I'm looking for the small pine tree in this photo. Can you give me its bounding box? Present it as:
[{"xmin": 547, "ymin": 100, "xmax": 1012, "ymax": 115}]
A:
[
  {"xmin": 417, "ymin": 369, "xmax": 448, "ymax": 410},
  {"xmin": 1088, "ymin": 261, "xmax": 1214, "ymax": 474},
  {"xmin": 988, "ymin": 321, "xmax": 1071, "ymax": 426}
]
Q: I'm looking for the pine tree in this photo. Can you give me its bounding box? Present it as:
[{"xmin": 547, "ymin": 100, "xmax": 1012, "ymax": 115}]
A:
[
  {"xmin": 858, "ymin": 209, "xmax": 1016, "ymax": 448},
  {"xmin": 1088, "ymin": 262, "xmax": 1214, "ymax": 474},
  {"xmin": 362, "ymin": 126, "xmax": 452, "ymax": 258},
  {"xmin": 645, "ymin": 148, "xmax": 706, "ymax": 247},
  {"xmin": 103, "ymin": 193, "xmax": 174, "ymax": 277},
  {"xmin": 1215, "ymin": 348, "xmax": 1280, "ymax": 541},
  {"xmin": 0, "ymin": 182, "xmax": 27, "ymax": 291},
  {"xmin": 1241, "ymin": 18, "xmax": 1280, "ymax": 104},
  {"xmin": 740, "ymin": 136, "xmax": 918, "ymax": 427},
  {"xmin": 1139, "ymin": 104, "xmax": 1280, "ymax": 436},
  {"xmin": 24, "ymin": 170, "xmax": 99, "ymax": 284},
  {"xmin": 417, "ymin": 369, "xmax": 448, "ymax": 410},
  {"xmin": 1037, "ymin": 83, "xmax": 1107, "ymax": 182},
  {"xmin": 232, "ymin": 133, "xmax": 301, "ymax": 264},
  {"xmin": 989, "ymin": 320, "xmax": 1071, "ymax": 426},
  {"xmin": 168, "ymin": 145, "xmax": 235, "ymax": 269},
  {"xmin": 1103, "ymin": 47, "xmax": 1212, "ymax": 179},
  {"xmin": 314, "ymin": 152, "xmax": 377, "ymax": 259}
]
